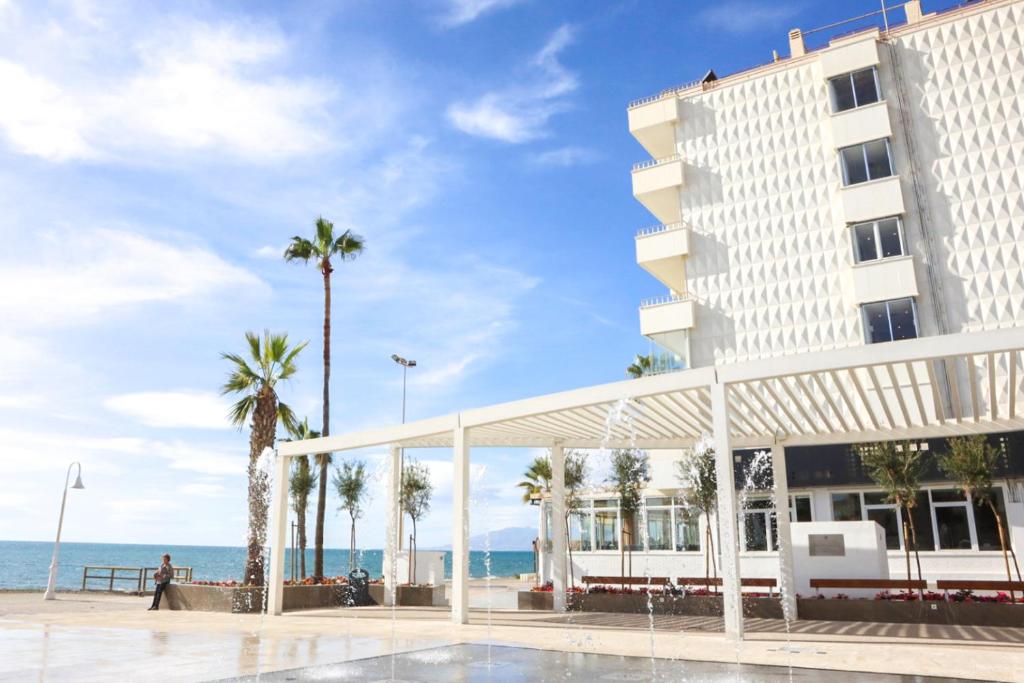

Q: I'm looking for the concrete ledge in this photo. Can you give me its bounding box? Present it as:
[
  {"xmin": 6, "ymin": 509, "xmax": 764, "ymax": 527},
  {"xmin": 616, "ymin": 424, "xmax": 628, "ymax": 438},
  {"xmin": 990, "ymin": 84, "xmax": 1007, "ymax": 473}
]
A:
[
  {"xmin": 797, "ymin": 598, "xmax": 1024, "ymax": 626},
  {"xmin": 164, "ymin": 584, "xmax": 352, "ymax": 613},
  {"xmin": 521, "ymin": 592, "xmax": 784, "ymax": 618},
  {"xmin": 518, "ymin": 591, "xmax": 554, "ymax": 611}
]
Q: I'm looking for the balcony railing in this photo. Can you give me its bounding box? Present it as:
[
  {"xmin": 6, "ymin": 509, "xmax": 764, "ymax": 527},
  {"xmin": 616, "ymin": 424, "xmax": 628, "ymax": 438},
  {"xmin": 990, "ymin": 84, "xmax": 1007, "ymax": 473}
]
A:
[
  {"xmin": 636, "ymin": 222, "xmax": 686, "ymax": 238},
  {"xmin": 640, "ymin": 293, "xmax": 689, "ymax": 308},
  {"xmin": 628, "ymin": 80, "xmax": 701, "ymax": 109},
  {"xmin": 632, "ymin": 154, "xmax": 681, "ymax": 172}
]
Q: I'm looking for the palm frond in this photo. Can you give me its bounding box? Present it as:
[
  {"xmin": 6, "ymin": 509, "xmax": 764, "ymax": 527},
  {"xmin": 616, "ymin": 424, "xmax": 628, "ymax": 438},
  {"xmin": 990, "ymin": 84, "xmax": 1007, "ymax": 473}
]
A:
[
  {"xmin": 332, "ymin": 229, "xmax": 365, "ymax": 261},
  {"xmin": 283, "ymin": 236, "xmax": 317, "ymax": 263},
  {"xmin": 315, "ymin": 216, "xmax": 334, "ymax": 251},
  {"xmin": 245, "ymin": 331, "xmax": 262, "ymax": 364},
  {"xmin": 228, "ymin": 395, "xmax": 257, "ymax": 429},
  {"xmin": 277, "ymin": 401, "xmax": 299, "ymax": 435}
]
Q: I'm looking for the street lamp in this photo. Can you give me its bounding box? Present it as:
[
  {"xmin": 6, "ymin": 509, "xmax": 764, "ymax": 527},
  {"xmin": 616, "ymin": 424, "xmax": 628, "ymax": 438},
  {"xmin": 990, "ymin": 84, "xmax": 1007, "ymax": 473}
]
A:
[
  {"xmin": 391, "ymin": 354, "xmax": 416, "ymax": 550},
  {"xmin": 44, "ymin": 462, "xmax": 85, "ymax": 601}
]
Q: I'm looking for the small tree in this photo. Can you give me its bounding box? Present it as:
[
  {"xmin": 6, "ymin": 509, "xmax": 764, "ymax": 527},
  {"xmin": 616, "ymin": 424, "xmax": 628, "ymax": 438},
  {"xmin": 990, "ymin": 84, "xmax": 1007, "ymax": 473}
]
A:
[
  {"xmin": 564, "ymin": 450, "xmax": 589, "ymax": 590},
  {"xmin": 939, "ymin": 435, "xmax": 1022, "ymax": 593},
  {"xmin": 285, "ymin": 418, "xmax": 319, "ymax": 579},
  {"xmin": 608, "ymin": 449, "xmax": 649, "ymax": 587},
  {"xmin": 676, "ymin": 447, "xmax": 718, "ymax": 584},
  {"xmin": 400, "ymin": 460, "xmax": 432, "ymax": 584},
  {"xmin": 333, "ymin": 460, "xmax": 369, "ymax": 572},
  {"xmin": 517, "ymin": 456, "xmax": 552, "ymax": 503},
  {"xmin": 856, "ymin": 440, "xmax": 925, "ymax": 586}
]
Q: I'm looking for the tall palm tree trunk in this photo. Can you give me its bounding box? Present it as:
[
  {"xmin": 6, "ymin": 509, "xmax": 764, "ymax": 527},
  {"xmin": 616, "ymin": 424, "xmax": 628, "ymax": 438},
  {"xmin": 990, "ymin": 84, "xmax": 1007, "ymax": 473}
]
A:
[
  {"xmin": 244, "ymin": 390, "xmax": 277, "ymax": 587},
  {"xmin": 314, "ymin": 265, "xmax": 332, "ymax": 580}
]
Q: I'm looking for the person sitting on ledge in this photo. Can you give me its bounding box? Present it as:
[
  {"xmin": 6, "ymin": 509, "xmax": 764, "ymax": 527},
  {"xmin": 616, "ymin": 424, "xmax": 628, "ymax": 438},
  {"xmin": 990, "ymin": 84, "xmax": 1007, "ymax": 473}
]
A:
[{"xmin": 148, "ymin": 554, "xmax": 174, "ymax": 611}]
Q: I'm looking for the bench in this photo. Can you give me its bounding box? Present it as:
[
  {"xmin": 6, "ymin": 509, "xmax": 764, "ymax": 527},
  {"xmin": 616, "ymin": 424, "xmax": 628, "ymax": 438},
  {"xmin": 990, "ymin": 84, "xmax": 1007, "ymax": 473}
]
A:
[
  {"xmin": 809, "ymin": 578, "xmax": 926, "ymax": 595},
  {"xmin": 936, "ymin": 579, "xmax": 1023, "ymax": 599},
  {"xmin": 581, "ymin": 576, "xmax": 671, "ymax": 587},
  {"xmin": 675, "ymin": 576, "xmax": 778, "ymax": 595}
]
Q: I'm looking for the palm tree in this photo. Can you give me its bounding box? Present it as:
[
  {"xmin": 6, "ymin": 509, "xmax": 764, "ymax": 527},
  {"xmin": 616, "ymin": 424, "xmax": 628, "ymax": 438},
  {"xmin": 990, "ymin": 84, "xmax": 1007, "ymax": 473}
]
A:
[
  {"xmin": 285, "ymin": 216, "xmax": 365, "ymax": 580},
  {"xmin": 333, "ymin": 460, "xmax": 369, "ymax": 573},
  {"xmin": 626, "ymin": 354, "xmax": 653, "ymax": 378},
  {"xmin": 222, "ymin": 330, "xmax": 307, "ymax": 587},
  {"xmin": 517, "ymin": 456, "xmax": 552, "ymax": 504},
  {"xmin": 285, "ymin": 418, "xmax": 319, "ymax": 579}
]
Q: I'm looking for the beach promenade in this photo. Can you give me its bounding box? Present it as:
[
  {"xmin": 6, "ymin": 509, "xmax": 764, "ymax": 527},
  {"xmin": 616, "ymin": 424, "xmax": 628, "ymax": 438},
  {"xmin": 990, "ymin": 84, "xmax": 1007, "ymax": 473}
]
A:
[{"xmin": 2, "ymin": 587, "xmax": 1024, "ymax": 682}]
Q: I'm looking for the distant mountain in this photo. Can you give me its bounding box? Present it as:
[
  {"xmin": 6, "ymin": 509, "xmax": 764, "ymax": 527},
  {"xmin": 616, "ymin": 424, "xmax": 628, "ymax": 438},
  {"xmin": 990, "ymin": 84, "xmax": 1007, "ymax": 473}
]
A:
[{"xmin": 437, "ymin": 526, "xmax": 537, "ymax": 552}]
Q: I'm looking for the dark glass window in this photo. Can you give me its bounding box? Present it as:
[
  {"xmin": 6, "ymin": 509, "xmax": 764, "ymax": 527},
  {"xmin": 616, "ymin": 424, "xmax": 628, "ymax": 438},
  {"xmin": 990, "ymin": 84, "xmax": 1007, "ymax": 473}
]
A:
[
  {"xmin": 793, "ymin": 496, "xmax": 813, "ymax": 522},
  {"xmin": 830, "ymin": 67, "xmax": 881, "ymax": 113},
  {"xmin": 831, "ymin": 493, "xmax": 862, "ymax": 521},
  {"xmin": 863, "ymin": 491, "xmax": 889, "ymax": 505},
  {"xmin": 863, "ymin": 301, "xmax": 894, "ymax": 343},
  {"xmin": 878, "ymin": 218, "xmax": 903, "ymax": 257},
  {"xmin": 744, "ymin": 513, "xmax": 769, "ymax": 551},
  {"xmin": 974, "ymin": 489, "xmax": 1010, "ymax": 551},
  {"xmin": 931, "ymin": 489, "xmax": 965, "ymax": 503},
  {"xmin": 863, "ymin": 298, "xmax": 917, "ymax": 344},
  {"xmin": 841, "ymin": 145, "xmax": 868, "ymax": 184},
  {"xmin": 909, "ymin": 492, "xmax": 934, "ymax": 551},
  {"xmin": 854, "ymin": 223, "xmax": 878, "ymax": 261},
  {"xmin": 864, "ymin": 139, "xmax": 893, "ymax": 179},
  {"xmin": 888, "ymin": 298, "xmax": 917, "ymax": 340},
  {"xmin": 867, "ymin": 507, "xmax": 902, "ymax": 550},
  {"xmin": 852, "ymin": 68, "xmax": 881, "ymax": 106},
  {"xmin": 935, "ymin": 506, "xmax": 972, "ymax": 550}
]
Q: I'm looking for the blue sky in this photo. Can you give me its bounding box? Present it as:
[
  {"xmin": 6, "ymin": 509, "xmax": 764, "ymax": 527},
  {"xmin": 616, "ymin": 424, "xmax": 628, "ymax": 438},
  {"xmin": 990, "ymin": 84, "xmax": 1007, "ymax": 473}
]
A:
[{"xmin": 0, "ymin": 0, "xmax": 934, "ymax": 556}]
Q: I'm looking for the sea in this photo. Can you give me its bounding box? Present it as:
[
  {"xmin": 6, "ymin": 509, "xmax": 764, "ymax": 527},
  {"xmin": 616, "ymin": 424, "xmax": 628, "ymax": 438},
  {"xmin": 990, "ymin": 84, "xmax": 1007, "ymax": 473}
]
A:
[{"xmin": 0, "ymin": 540, "xmax": 536, "ymax": 591}]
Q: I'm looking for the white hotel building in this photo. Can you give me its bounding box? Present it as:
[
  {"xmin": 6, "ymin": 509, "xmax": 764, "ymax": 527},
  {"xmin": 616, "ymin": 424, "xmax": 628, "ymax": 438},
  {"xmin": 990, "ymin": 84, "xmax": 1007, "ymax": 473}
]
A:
[{"xmin": 541, "ymin": 0, "xmax": 1024, "ymax": 585}]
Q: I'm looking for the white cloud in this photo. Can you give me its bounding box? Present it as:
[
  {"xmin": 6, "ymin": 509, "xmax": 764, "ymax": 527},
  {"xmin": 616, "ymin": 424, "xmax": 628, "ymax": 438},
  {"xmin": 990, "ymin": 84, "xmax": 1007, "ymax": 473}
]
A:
[
  {"xmin": 0, "ymin": 18, "xmax": 333, "ymax": 163},
  {"xmin": 104, "ymin": 391, "xmax": 232, "ymax": 430},
  {"xmin": 252, "ymin": 245, "xmax": 282, "ymax": 259},
  {"xmin": 446, "ymin": 24, "xmax": 577, "ymax": 143},
  {"xmin": 697, "ymin": 2, "xmax": 802, "ymax": 35},
  {"xmin": 530, "ymin": 145, "xmax": 600, "ymax": 167},
  {"xmin": 439, "ymin": 0, "xmax": 526, "ymax": 27},
  {"xmin": 178, "ymin": 482, "xmax": 228, "ymax": 497},
  {"xmin": 105, "ymin": 498, "xmax": 184, "ymax": 522},
  {"xmin": 0, "ymin": 227, "xmax": 263, "ymax": 329}
]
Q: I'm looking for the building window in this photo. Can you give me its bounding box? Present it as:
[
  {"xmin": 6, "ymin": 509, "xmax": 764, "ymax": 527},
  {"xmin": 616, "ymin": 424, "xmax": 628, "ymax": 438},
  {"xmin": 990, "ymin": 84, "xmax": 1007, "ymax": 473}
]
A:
[
  {"xmin": 840, "ymin": 138, "xmax": 893, "ymax": 185},
  {"xmin": 853, "ymin": 217, "xmax": 906, "ymax": 263},
  {"xmin": 831, "ymin": 492, "xmax": 863, "ymax": 521},
  {"xmin": 862, "ymin": 297, "xmax": 918, "ymax": 344},
  {"xmin": 791, "ymin": 495, "xmax": 813, "ymax": 522},
  {"xmin": 829, "ymin": 67, "xmax": 881, "ymax": 113},
  {"xmin": 673, "ymin": 503, "xmax": 701, "ymax": 551},
  {"xmin": 863, "ymin": 491, "xmax": 902, "ymax": 550},
  {"xmin": 594, "ymin": 503, "xmax": 619, "ymax": 551},
  {"xmin": 569, "ymin": 510, "xmax": 592, "ymax": 552}
]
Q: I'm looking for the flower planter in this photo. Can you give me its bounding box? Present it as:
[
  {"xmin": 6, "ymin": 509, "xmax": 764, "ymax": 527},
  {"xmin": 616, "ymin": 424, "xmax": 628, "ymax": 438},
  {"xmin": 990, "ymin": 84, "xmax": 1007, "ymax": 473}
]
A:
[
  {"xmin": 366, "ymin": 584, "xmax": 447, "ymax": 607},
  {"xmin": 164, "ymin": 583, "xmax": 350, "ymax": 613},
  {"xmin": 797, "ymin": 598, "xmax": 1024, "ymax": 626},
  {"xmin": 518, "ymin": 591, "xmax": 554, "ymax": 610},
  {"xmin": 547, "ymin": 592, "xmax": 783, "ymax": 618}
]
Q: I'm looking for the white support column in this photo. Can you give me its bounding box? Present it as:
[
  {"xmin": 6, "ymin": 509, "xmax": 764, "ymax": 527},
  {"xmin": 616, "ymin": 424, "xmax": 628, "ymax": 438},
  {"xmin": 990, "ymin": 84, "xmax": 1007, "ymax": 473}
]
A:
[
  {"xmin": 537, "ymin": 501, "xmax": 547, "ymax": 585},
  {"xmin": 711, "ymin": 382, "xmax": 743, "ymax": 640},
  {"xmin": 267, "ymin": 449, "xmax": 291, "ymax": 616},
  {"xmin": 451, "ymin": 425, "xmax": 470, "ymax": 625},
  {"xmin": 550, "ymin": 443, "xmax": 567, "ymax": 613},
  {"xmin": 383, "ymin": 445, "xmax": 401, "ymax": 607},
  {"xmin": 771, "ymin": 443, "xmax": 798, "ymax": 622}
]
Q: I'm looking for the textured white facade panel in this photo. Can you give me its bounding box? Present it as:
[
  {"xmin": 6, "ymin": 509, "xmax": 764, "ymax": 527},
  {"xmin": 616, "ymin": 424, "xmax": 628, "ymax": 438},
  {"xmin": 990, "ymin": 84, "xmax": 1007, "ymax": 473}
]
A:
[
  {"xmin": 829, "ymin": 101, "xmax": 893, "ymax": 149},
  {"xmin": 851, "ymin": 255, "xmax": 919, "ymax": 304},
  {"xmin": 819, "ymin": 34, "xmax": 881, "ymax": 78},
  {"xmin": 840, "ymin": 176, "xmax": 906, "ymax": 223}
]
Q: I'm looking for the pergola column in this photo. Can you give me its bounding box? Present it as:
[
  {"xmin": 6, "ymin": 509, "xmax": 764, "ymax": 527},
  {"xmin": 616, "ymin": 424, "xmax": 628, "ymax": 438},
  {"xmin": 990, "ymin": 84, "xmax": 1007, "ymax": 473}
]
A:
[
  {"xmin": 383, "ymin": 445, "xmax": 401, "ymax": 606},
  {"xmin": 451, "ymin": 425, "xmax": 470, "ymax": 625},
  {"xmin": 711, "ymin": 382, "xmax": 743, "ymax": 639},
  {"xmin": 267, "ymin": 449, "xmax": 291, "ymax": 616},
  {"xmin": 550, "ymin": 443, "xmax": 567, "ymax": 613},
  {"xmin": 771, "ymin": 442, "xmax": 798, "ymax": 621}
]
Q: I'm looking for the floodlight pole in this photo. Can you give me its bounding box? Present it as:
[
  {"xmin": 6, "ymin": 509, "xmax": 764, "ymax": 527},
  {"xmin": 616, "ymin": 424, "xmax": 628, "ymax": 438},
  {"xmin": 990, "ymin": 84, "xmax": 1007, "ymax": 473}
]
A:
[
  {"xmin": 44, "ymin": 462, "xmax": 84, "ymax": 601},
  {"xmin": 391, "ymin": 354, "xmax": 416, "ymax": 551}
]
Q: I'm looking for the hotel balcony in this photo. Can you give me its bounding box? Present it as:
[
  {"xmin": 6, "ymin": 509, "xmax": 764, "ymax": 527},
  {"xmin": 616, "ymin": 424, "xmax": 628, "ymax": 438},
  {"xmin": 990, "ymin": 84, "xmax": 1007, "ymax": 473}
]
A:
[
  {"xmin": 851, "ymin": 255, "xmax": 919, "ymax": 304},
  {"xmin": 840, "ymin": 175, "xmax": 904, "ymax": 224},
  {"xmin": 631, "ymin": 155, "xmax": 684, "ymax": 225},
  {"xmin": 639, "ymin": 294, "xmax": 695, "ymax": 357},
  {"xmin": 627, "ymin": 95, "xmax": 681, "ymax": 159},
  {"xmin": 635, "ymin": 223, "xmax": 690, "ymax": 290}
]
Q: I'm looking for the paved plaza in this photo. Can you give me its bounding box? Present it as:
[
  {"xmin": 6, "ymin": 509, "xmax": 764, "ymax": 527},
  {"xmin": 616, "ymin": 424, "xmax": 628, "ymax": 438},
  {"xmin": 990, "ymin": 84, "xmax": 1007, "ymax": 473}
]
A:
[{"xmin": 2, "ymin": 591, "xmax": 1023, "ymax": 682}]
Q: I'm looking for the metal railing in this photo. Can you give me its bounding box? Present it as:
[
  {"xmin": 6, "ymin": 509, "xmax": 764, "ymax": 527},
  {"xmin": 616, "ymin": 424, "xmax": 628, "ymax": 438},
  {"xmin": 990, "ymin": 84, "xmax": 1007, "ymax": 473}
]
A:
[
  {"xmin": 640, "ymin": 293, "xmax": 690, "ymax": 308},
  {"xmin": 631, "ymin": 154, "xmax": 681, "ymax": 172},
  {"xmin": 628, "ymin": 80, "xmax": 701, "ymax": 109},
  {"xmin": 81, "ymin": 565, "xmax": 193, "ymax": 594},
  {"xmin": 636, "ymin": 222, "xmax": 686, "ymax": 238}
]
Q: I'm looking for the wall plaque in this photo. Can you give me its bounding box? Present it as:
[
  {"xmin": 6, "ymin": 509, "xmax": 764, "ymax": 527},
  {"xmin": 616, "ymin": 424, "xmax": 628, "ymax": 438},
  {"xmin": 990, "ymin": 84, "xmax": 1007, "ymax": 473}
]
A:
[{"xmin": 808, "ymin": 534, "xmax": 846, "ymax": 557}]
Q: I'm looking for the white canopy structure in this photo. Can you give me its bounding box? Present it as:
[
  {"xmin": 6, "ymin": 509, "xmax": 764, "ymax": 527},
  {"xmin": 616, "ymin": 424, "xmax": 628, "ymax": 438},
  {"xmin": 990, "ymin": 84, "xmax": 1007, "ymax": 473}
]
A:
[{"xmin": 267, "ymin": 327, "xmax": 1024, "ymax": 639}]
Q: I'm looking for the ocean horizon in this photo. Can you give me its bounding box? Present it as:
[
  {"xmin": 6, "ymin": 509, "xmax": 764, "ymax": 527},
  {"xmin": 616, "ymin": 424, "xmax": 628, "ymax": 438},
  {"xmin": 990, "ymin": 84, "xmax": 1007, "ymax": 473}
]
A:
[{"xmin": 0, "ymin": 540, "xmax": 537, "ymax": 591}]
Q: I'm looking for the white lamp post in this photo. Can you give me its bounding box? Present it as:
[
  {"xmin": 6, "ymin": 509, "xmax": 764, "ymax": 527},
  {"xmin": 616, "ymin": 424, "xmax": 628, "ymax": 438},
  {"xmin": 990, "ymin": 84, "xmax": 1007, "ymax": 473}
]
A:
[
  {"xmin": 391, "ymin": 354, "xmax": 416, "ymax": 550},
  {"xmin": 43, "ymin": 462, "xmax": 85, "ymax": 601}
]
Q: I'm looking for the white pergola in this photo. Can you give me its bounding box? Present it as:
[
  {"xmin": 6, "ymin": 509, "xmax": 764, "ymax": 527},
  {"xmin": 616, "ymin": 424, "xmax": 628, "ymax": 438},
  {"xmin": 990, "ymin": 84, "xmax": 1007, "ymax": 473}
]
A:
[{"xmin": 267, "ymin": 327, "xmax": 1024, "ymax": 639}]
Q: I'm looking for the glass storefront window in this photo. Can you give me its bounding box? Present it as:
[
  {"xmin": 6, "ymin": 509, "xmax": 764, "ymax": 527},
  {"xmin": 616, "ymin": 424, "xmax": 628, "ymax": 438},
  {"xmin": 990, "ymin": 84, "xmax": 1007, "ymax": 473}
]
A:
[
  {"xmin": 935, "ymin": 506, "xmax": 972, "ymax": 550},
  {"xmin": 646, "ymin": 509, "xmax": 672, "ymax": 550},
  {"xmin": 674, "ymin": 507, "xmax": 701, "ymax": 551},
  {"xmin": 570, "ymin": 511, "xmax": 592, "ymax": 552},
  {"xmin": 973, "ymin": 489, "xmax": 1009, "ymax": 551},
  {"xmin": 595, "ymin": 510, "xmax": 618, "ymax": 550},
  {"xmin": 831, "ymin": 493, "xmax": 862, "ymax": 521},
  {"xmin": 866, "ymin": 507, "xmax": 901, "ymax": 550}
]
